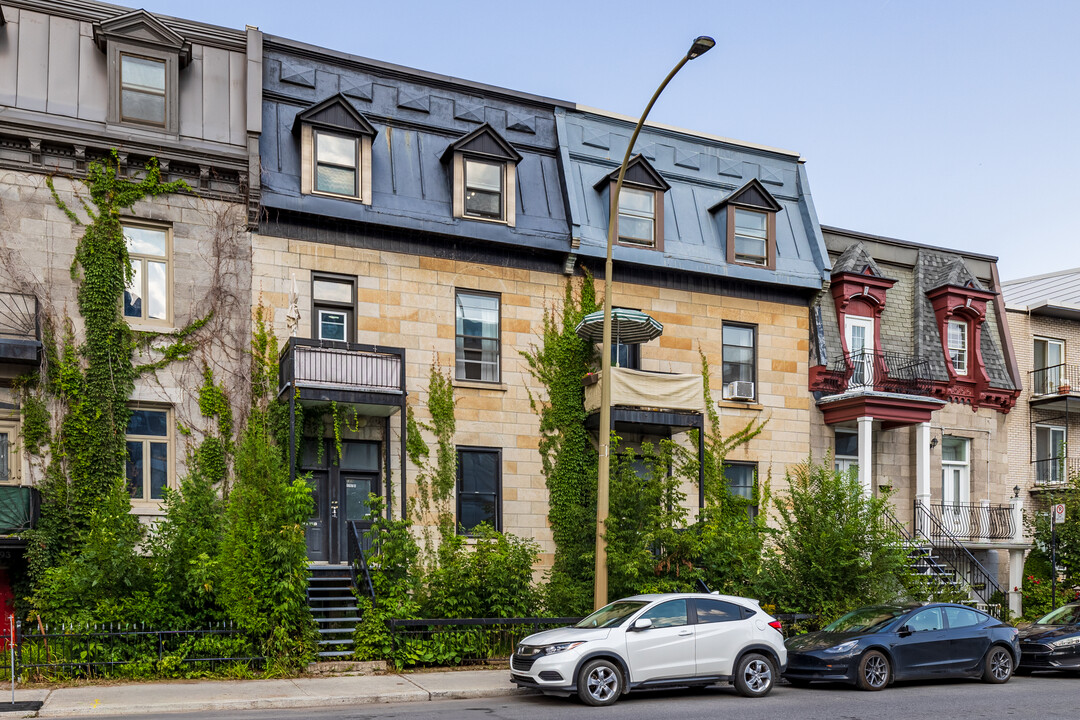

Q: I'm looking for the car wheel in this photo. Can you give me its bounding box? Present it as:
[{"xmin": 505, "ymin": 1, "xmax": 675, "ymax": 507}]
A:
[
  {"xmin": 982, "ymin": 645, "xmax": 1013, "ymax": 684},
  {"xmin": 855, "ymin": 650, "xmax": 891, "ymax": 691},
  {"xmin": 577, "ymin": 659, "xmax": 623, "ymax": 706},
  {"xmin": 733, "ymin": 653, "xmax": 776, "ymax": 698}
]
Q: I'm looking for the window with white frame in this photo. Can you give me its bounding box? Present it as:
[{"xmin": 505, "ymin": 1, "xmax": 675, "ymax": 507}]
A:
[
  {"xmin": 618, "ymin": 187, "xmax": 656, "ymax": 247},
  {"xmin": 733, "ymin": 208, "xmax": 768, "ymax": 265},
  {"xmin": 835, "ymin": 429, "xmax": 859, "ymax": 475},
  {"xmin": 464, "ymin": 158, "xmax": 505, "ymax": 220},
  {"xmin": 0, "ymin": 420, "xmax": 17, "ymax": 484},
  {"xmin": 455, "ymin": 291, "xmax": 500, "ymax": 382},
  {"xmin": 312, "ymin": 274, "xmax": 355, "ymax": 343},
  {"xmin": 123, "ymin": 224, "xmax": 170, "ymax": 324},
  {"xmin": 125, "ymin": 408, "xmax": 171, "ymax": 501},
  {"xmin": 1034, "ymin": 337, "xmax": 1065, "ymax": 395},
  {"xmin": 1035, "ymin": 425, "xmax": 1066, "ymax": 485},
  {"xmin": 947, "ymin": 319, "xmax": 968, "ymax": 375},
  {"xmin": 313, "ymin": 131, "xmax": 360, "ymax": 198},
  {"xmin": 941, "ymin": 436, "xmax": 969, "ymax": 507}
]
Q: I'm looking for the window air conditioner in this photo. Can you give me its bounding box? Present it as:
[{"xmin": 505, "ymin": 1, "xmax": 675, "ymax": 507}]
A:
[{"xmin": 723, "ymin": 381, "xmax": 755, "ymax": 401}]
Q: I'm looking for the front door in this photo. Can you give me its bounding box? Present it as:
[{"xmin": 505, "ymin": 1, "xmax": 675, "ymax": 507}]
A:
[
  {"xmin": 844, "ymin": 315, "xmax": 875, "ymax": 389},
  {"xmin": 941, "ymin": 436, "xmax": 970, "ymax": 537},
  {"xmin": 302, "ymin": 438, "xmax": 381, "ymax": 564}
]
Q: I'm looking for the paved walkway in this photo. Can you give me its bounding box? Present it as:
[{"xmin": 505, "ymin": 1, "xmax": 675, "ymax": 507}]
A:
[{"xmin": 0, "ymin": 669, "xmax": 527, "ymax": 717}]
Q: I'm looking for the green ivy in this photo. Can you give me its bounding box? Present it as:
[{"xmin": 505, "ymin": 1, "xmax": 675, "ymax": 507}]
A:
[
  {"xmin": 405, "ymin": 361, "xmax": 456, "ymax": 548},
  {"xmin": 18, "ymin": 392, "xmax": 51, "ymax": 456}
]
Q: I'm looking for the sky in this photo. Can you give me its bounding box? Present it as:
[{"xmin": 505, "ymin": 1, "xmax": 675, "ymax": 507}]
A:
[{"xmin": 137, "ymin": 0, "xmax": 1080, "ymax": 281}]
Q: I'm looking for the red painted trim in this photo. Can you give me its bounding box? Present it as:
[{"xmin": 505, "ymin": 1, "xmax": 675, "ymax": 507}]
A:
[
  {"xmin": 830, "ymin": 271, "xmax": 895, "ymax": 358},
  {"xmin": 818, "ymin": 393, "xmax": 943, "ymax": 426}
]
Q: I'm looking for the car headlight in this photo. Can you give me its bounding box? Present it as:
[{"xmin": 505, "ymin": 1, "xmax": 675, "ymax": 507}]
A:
[
  {"xmin": 544, "ymin": 641, "xmax": 584, "ymax": 655},
  {"xmin": 1051, "ymin": 636, "xmax": 1080, "ymax": 648},
  {"xmin": 824, "ymin": 641, "xmax": 859, "ymax": 654}
]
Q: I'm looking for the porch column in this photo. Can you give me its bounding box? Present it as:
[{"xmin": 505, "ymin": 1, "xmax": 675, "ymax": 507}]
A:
[
  {"xmin": 915, "ymin": 422, "xmax": 931, "ymax": 536},
  {"xmin": 857, "ymin": 416, "xmax": 873, "ymax": 496},
  {"xmin": 1009, "ymin": 548, "xmax": 1025, "ymax": 619},
  {"xmin": 1010, "ymin": 495, "xmax": 1024, "ymax": 543}
]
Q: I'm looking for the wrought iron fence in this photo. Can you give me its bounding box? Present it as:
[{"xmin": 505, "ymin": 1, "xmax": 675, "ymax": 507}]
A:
[
  {"xmin": 14, "ymin": 621, "xmax": 263, "ymax": 681},
  {"xmin": 925, "ymin": 501, "xmax": 1015, "ymax": 542},
  {"xmin": 1029, "ymin": 363, "xmax": 1080, "ymax": 397},
  {"xmin": 386, "ymin": 617, "xmax": 581, "ymax": 667},
  {"xmin": 818, "ymin": 350, "xmax": 935, "ymax": 397}
]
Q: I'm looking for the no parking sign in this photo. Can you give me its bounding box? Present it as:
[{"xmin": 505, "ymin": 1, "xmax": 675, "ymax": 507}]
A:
[{"xmin": 1053, "ymin": 503, "xmax": 1066, "ymax": 525}]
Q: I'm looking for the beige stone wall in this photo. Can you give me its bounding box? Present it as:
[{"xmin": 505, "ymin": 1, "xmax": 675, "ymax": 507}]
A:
[
  {"xmin": 252, "ymin": 233, "xmax": 814, "ymax": 568},
  {"xmin": 0, "ymin": 170, "xmax": 252, "ymax": 518}
]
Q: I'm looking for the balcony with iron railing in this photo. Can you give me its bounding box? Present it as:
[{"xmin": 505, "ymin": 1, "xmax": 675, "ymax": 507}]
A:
[
  {"xmin": 812, "ymin": 350, "xmax": 936, "ymax": 398},
  {"xmin": 922, "ymin": 501, "xmax": 1017, "ymax": 543},
  {"xmin": 1029, "ymin": 364, "xmax": 1080, "ymax": 399},
  {"xmin": 1033, "ymin": 456, "xmax": 1080, "ymax": 487},
  {"xmin": 0, "ymin": 292, "xmax": 41, "ymax": 367},
  {"xmin": 278, "ymin": 337, "xmax": 405, "ymax": 402}
]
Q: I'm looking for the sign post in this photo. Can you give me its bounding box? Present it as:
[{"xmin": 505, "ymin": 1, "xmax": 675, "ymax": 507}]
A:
[{"xmin": 1052, "ymin": 504, "xmax": 1066, "ymax": 610}]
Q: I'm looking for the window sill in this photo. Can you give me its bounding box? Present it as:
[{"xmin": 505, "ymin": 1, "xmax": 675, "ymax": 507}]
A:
[
  {"xmin": 459, "ymin": 214, "xmax": 510, "ymax": 226},
  {"xmin": 452, "ymin": 380, "xmax": 508, "ymax": 392},
  {"xmin": 717, "ymin": 400, "xmax": 764, "ymax": 412},
  {"xmin": 127, "ymin": 322, "xmax": 177, "ymax": 334}
]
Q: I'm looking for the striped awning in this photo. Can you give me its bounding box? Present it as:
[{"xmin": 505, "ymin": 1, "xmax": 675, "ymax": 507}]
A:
[{"xmin": 575, "ymin": 308, "xmax": 663, "ymax": 345}]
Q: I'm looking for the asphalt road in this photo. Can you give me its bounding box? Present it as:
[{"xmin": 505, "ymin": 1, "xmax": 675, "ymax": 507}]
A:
[{"xmin": 62, "ymin": 673, "xmax": 1080, "ymax": 720}]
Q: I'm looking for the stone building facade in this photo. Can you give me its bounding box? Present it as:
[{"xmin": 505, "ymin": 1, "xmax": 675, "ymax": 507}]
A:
[{"xmin": 808, "ymin": 226, "xmax": 1026, "ymax": 615}]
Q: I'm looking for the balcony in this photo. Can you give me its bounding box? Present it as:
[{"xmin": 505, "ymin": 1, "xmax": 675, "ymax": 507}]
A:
[
  {"xmin": 584, "ymin": 367, "xmax": 705, "ymax": 416},
  {"xmin": 813, "ymin": 350, "xmax": 935, "ymax": 398},
  {"xmin": 279, "ymin": 338, "xmax": 404, "ymax": 405},
  {"xmin": 0, "ymin": 486, "xmax": 39, "ymax": 539},
  {"xmin": 923, "ymin": 501, "xmax": 1016, "ymax": 543},
  {"xmin": 1033, "ymin": 457, "xmax": 1080, "ymax": 487},
  {"xmin": 0, "ymin": 292, "xmax": 41, "ymax": 369},
  {"xmin": 1029, "ymin": 364, "xmax": 1080, "ymax": 401}
]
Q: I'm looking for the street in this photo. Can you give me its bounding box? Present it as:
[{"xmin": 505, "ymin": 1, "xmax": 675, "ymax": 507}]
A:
[{"xmin": 62, "ymin": 673, "xmax": 1079, "ymax": 720}]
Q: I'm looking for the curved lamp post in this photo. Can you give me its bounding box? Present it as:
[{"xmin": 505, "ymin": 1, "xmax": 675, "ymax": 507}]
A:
[{"xmin": 594, "ymin": 36, "xmax": 715, "ymax": 610}]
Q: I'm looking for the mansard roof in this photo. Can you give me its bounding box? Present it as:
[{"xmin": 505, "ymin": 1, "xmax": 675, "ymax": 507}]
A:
[
  {"xmin": 292, "ymin": 94, "xmax": 377, "ymax": 137},
  {"xmin": 592, "ymin": 155, "xmax": 671, "ymax": 192},
  {"xmin": 708, "ymin": 178, "xmax": 782, "ymax": 213},
  {"xmin": 440, "ymin": 124, "xmax": 522, "ymax": 164},
  {"xmin": 831, "ymin": 241, "xmax": 887, "ymax": 279}
]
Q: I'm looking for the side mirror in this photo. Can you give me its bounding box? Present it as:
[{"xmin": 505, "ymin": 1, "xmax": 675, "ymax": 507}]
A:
[
  {"xmin": 897, "ymin": 625, "xmax": 912, "ymax": 638},
  {"xmin": 632, "ymin": 618, "xmax": 653, "ymax": 631}
]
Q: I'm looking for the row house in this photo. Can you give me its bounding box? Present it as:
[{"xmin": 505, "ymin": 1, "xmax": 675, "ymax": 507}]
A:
[
  {"xmin": 808, "ymin": 227, "xmax": 1026, "ymax": 615},
  {"xmin": 0, "ymin": 0, "xmax": 260, "ymax": 596},
  {"xmin": 253, "ymin": 33, "xmax": 830, "ymax": 574}
]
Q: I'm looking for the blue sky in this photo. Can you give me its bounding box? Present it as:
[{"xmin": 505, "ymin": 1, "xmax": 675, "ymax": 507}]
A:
[{"xmin": 141, "ymin": 0, "xmax": 1079, "ymax": 280}]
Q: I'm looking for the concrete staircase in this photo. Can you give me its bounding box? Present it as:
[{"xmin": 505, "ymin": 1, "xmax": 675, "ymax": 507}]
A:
[{"xmin": 308, "ymin": 565, "xmax": 360, "ymax": 659}]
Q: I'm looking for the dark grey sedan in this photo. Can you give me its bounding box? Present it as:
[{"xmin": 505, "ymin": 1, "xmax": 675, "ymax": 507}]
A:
[
  {"xmin": 1018, "ymin": 602, "xmax": 1080, "ymax": 673},
  {"xmin": 784, "ymin": 603, "xmax": 1020, "ymax": 690}
]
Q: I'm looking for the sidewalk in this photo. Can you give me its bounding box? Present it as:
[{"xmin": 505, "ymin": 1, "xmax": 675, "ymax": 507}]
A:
[{"xmin": 0, "ymin": 669, "xmax": 529, "ymax": 717}]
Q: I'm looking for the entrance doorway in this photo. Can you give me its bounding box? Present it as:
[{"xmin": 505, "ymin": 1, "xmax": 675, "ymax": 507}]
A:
[{"xmin": 300, "ymin": 438, "xmax": 381, "ymax": 564}]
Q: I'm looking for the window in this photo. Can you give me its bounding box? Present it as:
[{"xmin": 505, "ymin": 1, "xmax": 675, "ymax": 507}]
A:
[
  {"xmin": 455, "ymin": 291, "xmax": 500, "ymax": 382},
  {"xmin": 618, "ymin": 187, "xmax": 656, "ymax": 247},
  {"xmin": 724, "ymin": 462, "xmax": 757, "ymax": 520},
  {"xmin": 906, "ymin": 607, "xmax": 944, "ymax": 633},
  {"xmin": 312, "ymin": 274, "xmax": 355, "ymax": 343},
  {"xmin": 941, "ymin": 436, "xmax": 970, "ymax": 506},
  {"xmin": 0, "ymin": 421, "xmax": 17, "ymax": 483},
  {"xmin": 947, "ymin": 319, "xmax": 968, "ymax": 375},
  {"xmin": 611, "ymin": 342, "xmax": 640, "ymax": 370},
  {"xmin": 638, "ymin": 599, "xmax": 687, "ymax": 628},
  {"xmin": 126, "ymin": 408, "xmax": 170, "ymax": 501},
  {"xmin": 1035, "ymin": 425, "xmax": 1066, "ymax": 484},
  {"xmin": 123, "ymin": 224, "xmax": 170, "ymax": 324},
  {"xmin": 456, "ymin": 448, "xmax": 500, "ymax": 533},
  {"xmin": 722, "ymin": 324, "xmax": 756, "ymax": 399},
  {"xmin": 314, "ymin": 131, "xmax": 360, "ymax": 198},
  {"xmin": 733, "ymin": 208, "xmax": 768, "ymax": 265},
  {"xmin": 944, "ymin": 607, "xmax": 984, "ymax": 629},
  {"xmin": 464, "ymin": 159, "xmax": 504, "ymax": 220},
  {"xmin": 120, "ymin": 54, "xmax": 167, "ymax": 126},
  {"xmin": 695, "ymin": 599, "xmax": 744, "ymax": 624},
  {"xmin": 835, "ymin": 430, "xmax": 859, "ymax": 474},
  {"xmin": 1034, "ymin": 338, "xmax": 1065, "ymax": 395}
]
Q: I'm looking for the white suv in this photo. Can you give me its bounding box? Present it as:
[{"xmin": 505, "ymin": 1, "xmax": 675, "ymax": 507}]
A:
[{"xmin": 510, "ymin": 593, "xmax": 786, "ymax": 706}]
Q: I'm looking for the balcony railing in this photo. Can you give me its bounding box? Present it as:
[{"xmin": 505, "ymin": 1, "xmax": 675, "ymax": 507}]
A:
[
  {"xmin": 1029, "ymin": 363, "xmax": 1080, "ymax": 397},
  {"xmin": 583, "ymin": 367, "xmax": 705, "ymax": 414},
  {"xmin": 814, "ymin": 350, "xmax": 935, "ymax": 398},
  {"xmin": 0, "ymin": 486, "xmax": 40, "ymax": 535},
  {"xmin": 0, "ymin": 293, "xmax": 38, "ymax": 341},
  {"xmin": 279, "ymin": 338, "xmax": 404, "ymax": 396},
  {"xmin": 924, "ymin": 501, "xmax": 1015, "ymax": 542},
  {"xmin": 1034, "ymin": 456, "xmax": 1080, "ymax": 486}
]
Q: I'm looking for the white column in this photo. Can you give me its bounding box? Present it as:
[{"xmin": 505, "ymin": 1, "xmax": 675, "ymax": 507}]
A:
[
  {"xmin": 915, "ymin": 422, "xmax": 931, "ymax": 506},
  {"xmin": 1009, "ymin": 548, "xmax": 1025, "ymax": 619},
  {"xmin": 1010, "ymin": 495, "xmax": 1024, "ymax": 543},
  {"xmin": 857, "ymin": 416, "xmax": 873, "ymax": 496}
]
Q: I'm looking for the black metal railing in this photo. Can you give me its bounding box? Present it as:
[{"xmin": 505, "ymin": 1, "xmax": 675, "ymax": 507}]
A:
[
  {"xmin": 348, "ymin": 520, "xmax": 375, "ymax": 602},
  {"xmin": 914, "ymin": 502, "xmax": 1006, "ymax": 618},
  {"xmin": 279, "ymin": 337, "xmax": 405, "ymax": 395},
  {"xmin": 387, "ymin": 617, "xmax": 581, "ymax": 667},
  {"xmin": 0, "ymin": 486, "xmax": 39, "ymax": 534},
  {"xmin": 14, "ymin": 621, "xmax": 262, "ymax": 681},
  {"xmin": 817, "ymin": 350, "xmax": 935, "ymax": 397},
  {"xmin": 0, "ymin": 293, "xmax": 38, "ymax": 340},
  {"xmin": 925, "ymin": 501, "xmax": 1015, "ymax": 541},
  {"xmin": 1034, "ymin": 457, "xmax": 1080, "ymax": 486},
  {"xmin": 1029, "ymin": 363, "xmax": 1080, "ymax": 397}
]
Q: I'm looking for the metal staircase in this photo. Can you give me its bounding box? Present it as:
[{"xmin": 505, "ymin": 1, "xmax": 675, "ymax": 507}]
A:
[{"xmin": 306, "ymin": 521, "xmax": 377, "ymax": 660}]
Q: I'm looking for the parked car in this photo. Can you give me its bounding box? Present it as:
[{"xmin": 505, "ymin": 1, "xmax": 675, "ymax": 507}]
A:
[
  {"xmin": 784, "ymin": 603, "xmax": 1019, "ymax": 690},
  {"xmin": 1018, "ymin": 602, "xmax": 1080, "ymax": 673},
  {"xmin": 509, "ymin": 593, "xmax": 786, "ymax": 706}
]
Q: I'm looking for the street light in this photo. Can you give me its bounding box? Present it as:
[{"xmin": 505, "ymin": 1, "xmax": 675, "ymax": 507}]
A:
[{"xmin": 594, "ymin": 36, "xmax": 715, "ymax": 610}]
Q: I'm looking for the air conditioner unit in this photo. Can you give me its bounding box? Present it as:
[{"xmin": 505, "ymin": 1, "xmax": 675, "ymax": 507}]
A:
[{"xmin": 723, "ymin": 381, "xmax": 755, "ymax": 401}]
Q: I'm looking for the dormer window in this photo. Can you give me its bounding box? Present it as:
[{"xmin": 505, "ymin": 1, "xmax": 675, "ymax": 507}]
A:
[
  {"xmin": 948, "ymin": 319, "xmax": 968, "ymax": 375},
  {"xmin": 94, "ymin": 10, "xmax": 191, "ymax": 134},
  {"xmin": 710, "ymin": 178, "xmax": 782, "ymax": 270},
  {"xmin": 443, "ymin": 125, "xmax": 522, "ymax": 226},
  {"xmin": 294, "ymin": 94, "xmax": 377, "ymax": 204},
  {"xmin": 595, "ymin": 155, "xmax": 670, "ymax": 251}
]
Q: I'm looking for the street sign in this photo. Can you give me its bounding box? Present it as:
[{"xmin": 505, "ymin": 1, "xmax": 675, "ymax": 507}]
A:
[{"xmin": 1053, "ymin": 503, "xmax": 1066, "ymax": 525}]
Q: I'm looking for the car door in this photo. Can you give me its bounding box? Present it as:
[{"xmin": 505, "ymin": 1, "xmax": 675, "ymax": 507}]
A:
[
  {"xmin": 891, "ymin": 607, "xmax": 954, "ymax": 678},
  {"xmin": 692, "ymin": 598, "xmax": 750, "ymax": 676},
  {"xmin": 944, "ymin": 606, "xmax": 991, "ymax": 671},
  {"xmin": 624, "ymin": 599, "xmax": 696, "ymax": 683}
]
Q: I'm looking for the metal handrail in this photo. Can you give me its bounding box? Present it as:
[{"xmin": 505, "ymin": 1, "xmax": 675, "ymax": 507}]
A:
[
  {"xmin": 1034, "ymin": 457, "xmax": 1080, "ymax": 486},
  {"xmin": 914, "ymin": 502, "xmax": 1006, "ymax": 618},
  {"xmin": 1029, "ymin": 363, "xmax": 1080, "ymax": 397},
  {"xmin": 816, "ymin": 350, "xmax": 935, "ymax": 397},
  {"xmin": 347, "ymin": 519, "xmax": 376, "ymax": 603},
  {"xmin": 925, "ymin": 501, "xmax": 1015, "ymax": 541},
  {"xmin": 278, "ymin": 337, "xmax": 406, "ymax": 396}
]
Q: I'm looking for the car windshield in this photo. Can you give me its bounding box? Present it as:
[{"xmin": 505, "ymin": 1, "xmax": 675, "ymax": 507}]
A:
[
  {"xmin": 1035, "ymin": 604, "xmax": 1080, "ymax": 625},
  {"xmin": 574, "ymin": 601, "xmax": 649, "ymax": 629},
  {"xmin": 824, "ymin": 606, "xmax": 909, "ymax": 633}
]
